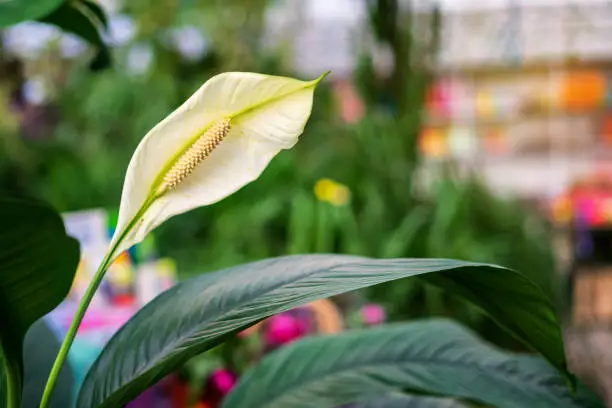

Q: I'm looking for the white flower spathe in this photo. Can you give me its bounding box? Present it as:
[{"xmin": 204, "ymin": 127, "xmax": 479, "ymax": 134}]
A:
[{"xmin": 110, "ymin": 71, "xmax": 326, "ymax": 257}]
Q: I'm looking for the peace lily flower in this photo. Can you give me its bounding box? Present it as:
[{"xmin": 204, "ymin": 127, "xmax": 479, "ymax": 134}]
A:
[
  {"xmin": 41, "ymin": 71, "xmax": 327, "ymax": 407},
  {"xmin": 110, "ymin": 71, "xmax": 328, "ymax": 258}
]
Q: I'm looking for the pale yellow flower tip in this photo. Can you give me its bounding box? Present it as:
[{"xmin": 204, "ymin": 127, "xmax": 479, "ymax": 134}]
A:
[{"xmin": 110, "ymin": 71, "xmax": 328, "ymax": 257}]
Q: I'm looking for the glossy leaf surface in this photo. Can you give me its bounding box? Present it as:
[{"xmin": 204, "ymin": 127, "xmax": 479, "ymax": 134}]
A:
[
  {"xmin": 0, "ymin": 199, "xmax": 79, "ymax": 405},
  {"xmin": 39, "ymin": 0, "xmax": 111, "ymax": 70},
  {"xmin": 79, "ymin": 255, "xmax": 567, "ymax": 408},
  {"xmin": 224, "ymin": 320, "xmax": 600, "ymax": 408}
]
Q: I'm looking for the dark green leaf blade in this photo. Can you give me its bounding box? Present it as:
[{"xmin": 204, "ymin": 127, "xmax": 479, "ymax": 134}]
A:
[
  {"xmin": 223, "ymin": 320, "xmax": 602, "ymax": 408},
  {"xmin": 0, "ymin": 198, "xmax": 80, "ymax": 401},
  {"xmin": 78, "ymin": 255, "xmax": 566, "ymax": 408},
  {"xmin": 39, "ymin": 1, "xmax": 111, "ymax": 70},
  {"xmin": 0, "ymin": 0, "xmax": 63, "ymax": 27},
  {"xmin": 0, "ymin": 353, "xmax": 5, "ymax": 408},
  {"xmin": 1, "ymin": 320, "xmax": 75, "ymax": 408}
]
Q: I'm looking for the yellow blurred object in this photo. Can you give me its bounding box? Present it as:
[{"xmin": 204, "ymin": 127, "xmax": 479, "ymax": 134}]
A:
[
  {"xmin": 476, "ymin": 90, "xmax": 494, "ymax": 118},
  {"xmin": 107, "ymin": 252, "xmax": 135, "ymax": 288},
  {"xmin": 314, "ymin": 178, "xmax": 351, "ymax": 206},
  {"xmin": 69, "ymin": 259, "xmax": 89, "ymax": 298},
  {"xmin": 538, "ymin": 92, "xmax": 553, "ymax": 111}
]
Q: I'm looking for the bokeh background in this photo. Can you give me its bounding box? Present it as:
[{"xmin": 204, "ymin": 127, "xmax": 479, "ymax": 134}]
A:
[{"xmin": 3, "ymin": 0, "xmax": 612, "ymax": 406}]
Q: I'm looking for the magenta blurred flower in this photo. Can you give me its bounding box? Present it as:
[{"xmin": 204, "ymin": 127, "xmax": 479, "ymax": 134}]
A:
[
  {"xmin": 210, "ymin": 369, "xmax": 237, "ymax": 394},
  {"xmin": 264, "ymin": 312, "xmax": 310, "ymax": 347},
  {"xmin": 362, "ymin": 304, "xmax": 385, "ymax": 325},
  {"xmin": 201, "ymin": 368, "xmax": 238, "ymax": 408}
]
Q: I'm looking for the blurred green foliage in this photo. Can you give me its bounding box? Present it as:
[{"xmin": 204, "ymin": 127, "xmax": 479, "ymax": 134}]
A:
[
  {"xmin": 0, "ymin": 0, "xmax": 111, "ymax": 69},
  {"xmin": 0, "ymin": 0, "xmax": 558, "ymax": 351}
]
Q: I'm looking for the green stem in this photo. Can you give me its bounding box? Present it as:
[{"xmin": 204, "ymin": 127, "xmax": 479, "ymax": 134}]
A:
[
  {"xmin": 40, "ymin": 195, "xmax": 157, "ymax": 408},
  {"xmin": 3, "ymin": 350, "xmax": 21, "ymax": 408},
  {"xmin": 39, "ymin": 250, "xmax": 114, "ymax": 408}
]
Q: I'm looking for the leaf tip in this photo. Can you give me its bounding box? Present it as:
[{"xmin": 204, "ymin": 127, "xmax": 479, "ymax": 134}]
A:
[
  {"xmin": 565, "ymin": 370, "xmax": 578, "ymax": 395},
  {"xmin": 313, "ymin": 71, "xmax": 331, "ymax": 85}
]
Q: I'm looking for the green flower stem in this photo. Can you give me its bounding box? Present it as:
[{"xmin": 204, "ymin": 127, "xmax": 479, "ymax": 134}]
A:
[
  {"xmin": 39, "ymin": 250, "xmax": 114, "ymax": 408},
  {"xmin": 3, "ymin": 348, "xmax": 21, "ymax": 408},
  {"xmin": 40, "ymin": 195, "xmax": 156, "ymax": 408}
]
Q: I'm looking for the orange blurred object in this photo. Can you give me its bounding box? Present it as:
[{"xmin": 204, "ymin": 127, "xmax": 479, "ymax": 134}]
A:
[
  {"xmin": 560, "ymin": 71, "xmax": 606, "ymax": 111},
  {"xmin": 551, "ymin": 196, "xmax": 573, "ymax": 224},
  {"xmin": 419, "ymin": 128, "xmax": 448, "ymax": 158}
]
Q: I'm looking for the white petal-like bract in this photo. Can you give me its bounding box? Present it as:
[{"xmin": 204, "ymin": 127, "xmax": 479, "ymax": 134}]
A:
[{"xmin": 110, "ymin": 72, "xmax": 326, "ymax": 257}]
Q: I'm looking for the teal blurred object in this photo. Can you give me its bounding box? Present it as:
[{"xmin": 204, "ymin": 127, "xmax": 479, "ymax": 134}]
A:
[{"xmin": 66, "ymin": 337, "xmax": 104, "ymax": 402}]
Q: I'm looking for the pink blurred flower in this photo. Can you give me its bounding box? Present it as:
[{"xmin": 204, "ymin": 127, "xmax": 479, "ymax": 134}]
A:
[
  {"xmin": 264, "ymin": 313, "xmax": 309, "ymax": 347},
  {"xmin": 200, "ymin": 368, "xmax": 238, "ymax": 408},
  {"xmin": 210, "ymin": 369, "xmax": 237, "ymax": 394},
  {"xmin": 362, "ymin": 304, "xmax": 385, "ymax": 325}
]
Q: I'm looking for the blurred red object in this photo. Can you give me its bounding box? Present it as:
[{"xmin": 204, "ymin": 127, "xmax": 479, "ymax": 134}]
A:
[
  {"xmin": 426, "ymin": 80, "xmax": 452, "ymax": 118},
  {"xmin": 113, "ymin": 293, "xmax": 135, "ymax": 307}
]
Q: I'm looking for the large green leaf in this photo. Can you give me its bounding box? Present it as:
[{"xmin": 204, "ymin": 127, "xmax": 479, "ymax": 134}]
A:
[
  {"xmin": 356, "ymin": 394, "xmax": 469, "ymax": 408},
  {"xmin": 40, "ymin": 0, "xmax": 110, "ymax": 70},
  {"xmin": 0, "ymin": 0, "xmax": 110, "ymax": 69},
  {"xmin": 223, "ymin": 320, "xmax": 602, "ymax": 408},
  {"xmin": 78, "ymin": 255, "xmax": 568, "ymax": 408},
  {"xmin": 0, "ymin": 0, "xmax": 63, "ymax": 27},
  {"xmin": 79, "ymin": 0, "xmax": 109, "ymax": 28},
  {"xmin": 0, "ymin": 198, "xmax": 80, "ymax": 405},
  {"xmin": 0, "ymin": 320, "xmax": 75, "ymax": 408}
]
